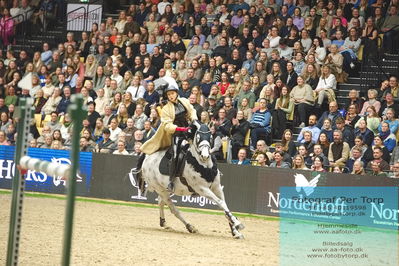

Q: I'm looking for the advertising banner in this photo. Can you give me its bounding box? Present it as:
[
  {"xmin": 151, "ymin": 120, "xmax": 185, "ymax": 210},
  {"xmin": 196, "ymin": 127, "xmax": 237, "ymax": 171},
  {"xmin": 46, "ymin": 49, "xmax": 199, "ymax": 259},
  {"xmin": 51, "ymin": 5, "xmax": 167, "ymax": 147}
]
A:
[
  {"xmin": 90, "ymin": 154, "xmax": 399, "ymax": 216},
  {"xmin": 256, "ymin": 168, "xmax": 399, "ymax": 217},
  {"xmin": 67, "ymin": 3, "xmax": 102, "ymax": 31},
  {"xmin": 91, "ymin": 154, "xmax": 259, "ymax": 212},
  {"xmin": 3, "ymin": 149, "xmax": 398, "ymax": 218},
  {"xmin": 279, "ymin": 186, "xmax": 398, "ymax": 266},
  {"xmin": 90, "ymin": 154, "xmax": 250, "ymax": 211},
  {"xmin": 0, "ymin": 146, "xmax": 92, "ymax": 195}
]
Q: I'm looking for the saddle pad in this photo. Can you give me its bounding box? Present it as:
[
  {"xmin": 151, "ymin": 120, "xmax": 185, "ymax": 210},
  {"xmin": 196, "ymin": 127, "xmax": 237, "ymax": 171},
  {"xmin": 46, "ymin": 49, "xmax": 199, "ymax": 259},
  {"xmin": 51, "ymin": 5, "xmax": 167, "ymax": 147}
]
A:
[{"xmin": 159, "ymin": 151, "xmax": 171, "ymax": 176}]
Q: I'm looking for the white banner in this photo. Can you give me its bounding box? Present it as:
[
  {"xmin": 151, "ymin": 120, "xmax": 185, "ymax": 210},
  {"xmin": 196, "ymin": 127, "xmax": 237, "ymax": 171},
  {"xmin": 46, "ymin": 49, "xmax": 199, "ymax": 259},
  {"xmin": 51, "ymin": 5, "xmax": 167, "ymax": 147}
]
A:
[{"xmin": 66, "ymin": 4, "xmax": 102, "ymax": 31}]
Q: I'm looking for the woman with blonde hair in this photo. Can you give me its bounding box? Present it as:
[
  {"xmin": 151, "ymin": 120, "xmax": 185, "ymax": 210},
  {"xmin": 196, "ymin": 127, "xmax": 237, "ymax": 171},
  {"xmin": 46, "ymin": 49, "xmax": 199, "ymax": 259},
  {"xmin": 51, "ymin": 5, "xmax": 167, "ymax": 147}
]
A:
[
  {"xmin": 270, "ymin": 62, "xmax": 283, "ymax": 80},
  {"xmin": 259, "ymin": 74, "xmax": 276, "ymax": 99},
  {"xmin": 209, "ymin": 84, "xmax": 221, "ymax": 99},
  {"xmin": 163, "ymin": 59, "xmax": 173, "ymax": 77},
  {"xmin": 250, "ymin": 75, "xmax": 263, "ymax": 97},
  {"xmin": 110, "ymin": 92, "xmax": 122, "ymax": 113},
  {"xmin": 200, "ymin": 111, "xmax": 210, "ymax": 125},
  {"xmin": 93, "ymin": 118, "xmax": 105, "ymax": 142},
  {"xmin": 117, "ymin": 104, "xmax": 129, "ymax": 129},
  {"xmin": 191, "ymin": 86, "xmax": 205, "ymax": 106},
  {"xmin": 84, "ymin": 54, "xmax": 98, "ymax": 80},
  {"xmin": 176, "ymin": 60, "xmax": 187, "ymax": 81},
  {"xmin": 33, "ymin": 89, "xmax": 47, "ymax": 114},
  {"xmin": 360, "ymin": 89, "xmax": 381, "ymax": 115},
  {"xmin": 32, "ymin": 51, "xmax": 44, "ymax": 73},
  {"xmin": 233, "ymin": 72, "xmax": 243, "ymax": 94},
  {"xmin": 170, "ymin": 70, "xmax": 180, "ymax": 83},
  {"xmin": 240, "ymin": 67, "xmax": 250, "ymax": 81},
  {"xmin": 123, "ymin": 92, "xmax": 135, "ymax": 116},
  {"xmin": 303, "ymin": 17, "xmax": 315, "ymax": 37},
  {"xmin": 302, "ymin": 64, "xmax": 319, "ymax": 90},
  {"xmin": 314, "ymin": 65, "xmax": 336, "ymax": 107},
  {"xmin": 145, "ymin": 13, "xmax": 158, "ymax": 34},
  {"xmin": 239, "ymin": 97, "xmax": 253, "ymax": 120},
  {"xmin": 115, "ymin": 11, "xmax": 127, "ymax": 33},
  {"xmin": 315, "ymin": 17, "xmax": 330, "ymax": 37},
  {"xmin": 292, "ymin": 155, "xmax": 309, "ymax": 170},
  {"xmin": 120, "ymin": 71, "xmax": 133, "ymax": 92}
]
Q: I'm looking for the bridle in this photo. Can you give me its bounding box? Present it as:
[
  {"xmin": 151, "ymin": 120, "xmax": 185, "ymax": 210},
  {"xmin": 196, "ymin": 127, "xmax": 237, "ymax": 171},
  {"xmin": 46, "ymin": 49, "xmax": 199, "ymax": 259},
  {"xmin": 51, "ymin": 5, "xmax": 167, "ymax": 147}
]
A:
[{"xmin": 194, "ymin": 128, "xmax": 211, "ymax": 156}]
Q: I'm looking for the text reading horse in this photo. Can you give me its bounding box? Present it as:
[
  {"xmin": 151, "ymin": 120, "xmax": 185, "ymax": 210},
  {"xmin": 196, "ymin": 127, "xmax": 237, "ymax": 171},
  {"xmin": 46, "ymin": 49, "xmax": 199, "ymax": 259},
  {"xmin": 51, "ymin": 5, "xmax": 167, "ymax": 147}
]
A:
[{"xmin": 140, "ymin": 124, "xmax": 245, "ymax": 239}]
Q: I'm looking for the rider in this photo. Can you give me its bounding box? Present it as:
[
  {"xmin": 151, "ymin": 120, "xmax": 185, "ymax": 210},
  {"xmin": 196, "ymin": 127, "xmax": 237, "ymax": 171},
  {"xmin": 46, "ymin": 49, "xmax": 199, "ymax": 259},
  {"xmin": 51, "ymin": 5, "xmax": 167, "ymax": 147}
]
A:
[{"xmin": 133, "ymin": 77, "xmax": 198, "ymax": 192}]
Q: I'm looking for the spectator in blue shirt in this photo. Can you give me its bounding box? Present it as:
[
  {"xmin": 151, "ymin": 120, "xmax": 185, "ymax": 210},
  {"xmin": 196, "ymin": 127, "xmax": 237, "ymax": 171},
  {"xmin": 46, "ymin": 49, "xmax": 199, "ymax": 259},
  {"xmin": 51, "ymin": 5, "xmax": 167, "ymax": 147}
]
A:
[
  {"xmin": 286, "ymin": 0, "xmax": 297, "ymax": 16},
  {"xmin": 249, "ymin": 98, "xmax": 271, "ymax": 150},
  {"xmin": 316, "ymin": 101, "xmax": 342, "ymax": 129},
  {"xmin": 378, "ymin": 122, "xmax": 397, "ymax": 152},
  {"xmin": 232, "ymin": 148, "xmax": 251, "ymax": 165},
  {"xmin": 233, "ymin": 0, "xmax": 250, "ymax": 12},
  {"xmin": 242, "ymin": 51, "xmax": 256, "ymax": 75},
  {"xmin": 297, "ymin": 115, "xmax": 321, "ymax": 143}
]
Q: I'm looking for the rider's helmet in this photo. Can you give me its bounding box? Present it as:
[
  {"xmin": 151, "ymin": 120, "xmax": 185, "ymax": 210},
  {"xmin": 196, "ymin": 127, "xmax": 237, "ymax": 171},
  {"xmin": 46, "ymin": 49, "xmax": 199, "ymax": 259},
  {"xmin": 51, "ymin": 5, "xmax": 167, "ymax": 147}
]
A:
[{"xmin": 156, "ymin": 77, "xmax": 179, "ymax": 96}]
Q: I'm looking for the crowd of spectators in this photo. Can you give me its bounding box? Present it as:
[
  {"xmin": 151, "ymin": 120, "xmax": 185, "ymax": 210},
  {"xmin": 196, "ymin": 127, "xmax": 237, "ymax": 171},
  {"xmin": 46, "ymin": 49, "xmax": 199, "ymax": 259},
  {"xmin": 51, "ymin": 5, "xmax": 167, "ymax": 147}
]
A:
[{"xmin": 0, "ymin": 0, "xmax": 398, "ymax": 176}]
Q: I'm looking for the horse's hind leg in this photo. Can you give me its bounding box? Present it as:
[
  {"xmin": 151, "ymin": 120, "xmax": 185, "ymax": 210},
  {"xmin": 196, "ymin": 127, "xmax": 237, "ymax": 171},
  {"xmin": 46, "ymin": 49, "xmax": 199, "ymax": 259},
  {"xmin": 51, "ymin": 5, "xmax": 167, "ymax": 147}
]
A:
[
  {"xmin": 158, "ymin": 192, "xmax": 198, "ymax": 234},
  {"xmin": 201, "ymin": 187, "xmax": 244, "ymax": 239}
]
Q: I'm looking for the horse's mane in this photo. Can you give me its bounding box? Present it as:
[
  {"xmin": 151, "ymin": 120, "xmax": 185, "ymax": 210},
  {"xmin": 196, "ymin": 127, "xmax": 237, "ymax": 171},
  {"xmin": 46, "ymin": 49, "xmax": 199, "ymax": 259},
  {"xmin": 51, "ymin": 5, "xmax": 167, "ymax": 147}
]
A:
[{"xmin": 186, "ymin": 151, "xmax": 218, "ymax": 183}]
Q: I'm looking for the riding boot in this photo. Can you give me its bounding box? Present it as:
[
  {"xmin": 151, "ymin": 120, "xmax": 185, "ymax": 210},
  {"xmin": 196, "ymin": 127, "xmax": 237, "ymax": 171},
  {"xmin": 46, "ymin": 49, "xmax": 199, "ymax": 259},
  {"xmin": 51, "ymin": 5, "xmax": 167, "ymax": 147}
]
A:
[{"xmin": 167, "ymin": 157, "xmax": 177, "ymax": 192}]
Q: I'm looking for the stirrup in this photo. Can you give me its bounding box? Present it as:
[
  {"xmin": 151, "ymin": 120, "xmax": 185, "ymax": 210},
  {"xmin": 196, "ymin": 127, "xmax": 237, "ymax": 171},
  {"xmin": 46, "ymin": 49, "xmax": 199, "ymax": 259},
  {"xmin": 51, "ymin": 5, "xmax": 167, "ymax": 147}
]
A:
[{"xmin": 167, "ymin": 182, "xmax": 175, "ymax": 193}]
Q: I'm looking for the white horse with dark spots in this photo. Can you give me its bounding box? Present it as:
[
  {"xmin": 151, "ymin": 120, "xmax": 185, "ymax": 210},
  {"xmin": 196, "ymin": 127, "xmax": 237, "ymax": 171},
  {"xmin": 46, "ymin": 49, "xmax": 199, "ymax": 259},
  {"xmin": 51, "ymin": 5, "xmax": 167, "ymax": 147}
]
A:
[{"xmin": 140, "ymin": 124, "xmax": 245, "ymax": 239}]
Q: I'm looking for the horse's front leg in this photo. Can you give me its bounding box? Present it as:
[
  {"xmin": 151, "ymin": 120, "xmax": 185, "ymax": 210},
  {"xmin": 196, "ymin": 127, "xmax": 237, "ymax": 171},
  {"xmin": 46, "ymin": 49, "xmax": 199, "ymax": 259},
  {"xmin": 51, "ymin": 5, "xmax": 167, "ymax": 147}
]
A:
[
  {"xmin": 158, "ymin": 198, "xmax": 169, "ymax": 229},
  {"xmin": 158, "ymin": 192, "xmax": 198, "ymax": 233},
  {"xmin": 200, "ymin": 187, "xmax": 245, "ymax": 239}
]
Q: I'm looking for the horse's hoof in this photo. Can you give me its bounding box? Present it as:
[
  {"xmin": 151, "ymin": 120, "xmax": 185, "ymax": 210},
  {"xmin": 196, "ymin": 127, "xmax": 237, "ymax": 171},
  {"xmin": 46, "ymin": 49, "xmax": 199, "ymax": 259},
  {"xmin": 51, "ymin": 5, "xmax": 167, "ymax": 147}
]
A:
[
  {"xmin": 235, "ymin": 223, "xmax": 245, "ymax": 231},
  {"xmin": 160, "ymin": 217, "xmax": 166, "ymax": 227},
  {"xmin": 186, "ymin": 224, "xmax": 198, "ymax": 233},
  {"xmin": 233, "ymin": 232, "xmax": 245, "ymax": 239}
]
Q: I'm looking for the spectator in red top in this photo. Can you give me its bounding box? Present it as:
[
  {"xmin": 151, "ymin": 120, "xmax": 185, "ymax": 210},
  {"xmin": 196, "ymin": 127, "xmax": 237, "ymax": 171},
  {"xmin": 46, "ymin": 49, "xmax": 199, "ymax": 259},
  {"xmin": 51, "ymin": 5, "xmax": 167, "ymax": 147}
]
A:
[{"xmin": 217, "ymin": 72, "xmax": 230, "ymax": 95}]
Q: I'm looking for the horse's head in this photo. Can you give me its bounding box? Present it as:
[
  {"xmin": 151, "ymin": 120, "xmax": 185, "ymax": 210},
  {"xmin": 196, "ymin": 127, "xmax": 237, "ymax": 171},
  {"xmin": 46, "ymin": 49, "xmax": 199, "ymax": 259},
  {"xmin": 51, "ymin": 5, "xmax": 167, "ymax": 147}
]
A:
[{"xmin": 193, "ymin": 123, "xmax": 212, "ymax": 162}]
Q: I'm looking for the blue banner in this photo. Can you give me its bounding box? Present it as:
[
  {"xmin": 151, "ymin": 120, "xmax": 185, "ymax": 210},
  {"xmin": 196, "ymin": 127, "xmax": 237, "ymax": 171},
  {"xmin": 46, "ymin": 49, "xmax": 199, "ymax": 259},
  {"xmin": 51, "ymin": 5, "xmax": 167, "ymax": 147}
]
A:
[{"xmin": 0, "ymin": 146, "xmax": 92, "ymax": 195}]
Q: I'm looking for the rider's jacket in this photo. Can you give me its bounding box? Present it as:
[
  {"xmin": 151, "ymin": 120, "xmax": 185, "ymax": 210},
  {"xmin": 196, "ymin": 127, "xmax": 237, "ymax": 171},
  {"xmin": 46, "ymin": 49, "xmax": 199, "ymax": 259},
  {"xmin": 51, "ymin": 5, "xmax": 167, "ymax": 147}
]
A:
[{"xmin": 140, "ymin": 97, "xmax": 197, "ymax": 155}]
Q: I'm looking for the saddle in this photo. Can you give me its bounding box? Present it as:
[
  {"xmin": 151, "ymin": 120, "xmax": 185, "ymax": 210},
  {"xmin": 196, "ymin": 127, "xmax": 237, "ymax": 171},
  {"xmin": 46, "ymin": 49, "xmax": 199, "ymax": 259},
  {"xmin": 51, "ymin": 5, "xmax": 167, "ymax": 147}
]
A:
[{"xmin": 159, "ymin": 144, "xmax": 196, "ymax": 193}]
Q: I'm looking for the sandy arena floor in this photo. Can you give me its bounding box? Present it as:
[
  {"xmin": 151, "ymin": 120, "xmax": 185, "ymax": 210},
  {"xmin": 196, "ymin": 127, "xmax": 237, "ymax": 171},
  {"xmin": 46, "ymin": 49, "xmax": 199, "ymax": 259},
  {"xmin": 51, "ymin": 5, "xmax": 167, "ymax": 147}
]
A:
[{"xmin": 0, "ymin": 194, "xmax": 278, "ymax": 265}]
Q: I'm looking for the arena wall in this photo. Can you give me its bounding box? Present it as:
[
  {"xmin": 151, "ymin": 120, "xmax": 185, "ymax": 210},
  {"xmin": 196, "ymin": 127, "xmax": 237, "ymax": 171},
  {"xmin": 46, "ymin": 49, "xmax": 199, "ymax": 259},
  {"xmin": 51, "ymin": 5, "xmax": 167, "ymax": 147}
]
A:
[{"xmin": 1, "ymin": 147, "xmax": 398, "ymax": 217}]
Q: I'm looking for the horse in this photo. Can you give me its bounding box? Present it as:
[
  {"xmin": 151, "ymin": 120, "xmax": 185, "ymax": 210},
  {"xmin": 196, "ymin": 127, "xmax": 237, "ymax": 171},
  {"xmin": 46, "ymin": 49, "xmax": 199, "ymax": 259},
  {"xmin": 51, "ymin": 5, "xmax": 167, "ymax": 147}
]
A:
[{"xmin": 139, "ymin": 124, "xmax": 245, "ymax": 239}]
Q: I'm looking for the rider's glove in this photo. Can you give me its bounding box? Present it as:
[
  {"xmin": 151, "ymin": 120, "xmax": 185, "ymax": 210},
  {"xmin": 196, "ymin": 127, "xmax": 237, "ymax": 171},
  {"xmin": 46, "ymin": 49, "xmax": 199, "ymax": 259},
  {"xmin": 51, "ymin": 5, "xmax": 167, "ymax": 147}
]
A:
[{"xmin": 175, "ymin": 127, "xmax": 190, "ymax": 132}]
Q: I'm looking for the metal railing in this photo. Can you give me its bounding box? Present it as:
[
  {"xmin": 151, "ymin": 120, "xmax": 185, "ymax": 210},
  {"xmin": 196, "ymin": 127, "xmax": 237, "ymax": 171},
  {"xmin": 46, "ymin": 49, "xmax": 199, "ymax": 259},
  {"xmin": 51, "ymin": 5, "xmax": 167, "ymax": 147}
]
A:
[
  {"xmin": 360, "ymin": 54, "xmax": 398, "ymax": 93},
  {"xmin": 66, "ymin": 0, "xmax": 102, "ymax": 33},
  {"xmin": 66, "ymin": 5, "xmax": 87, "ymax": 32}
]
